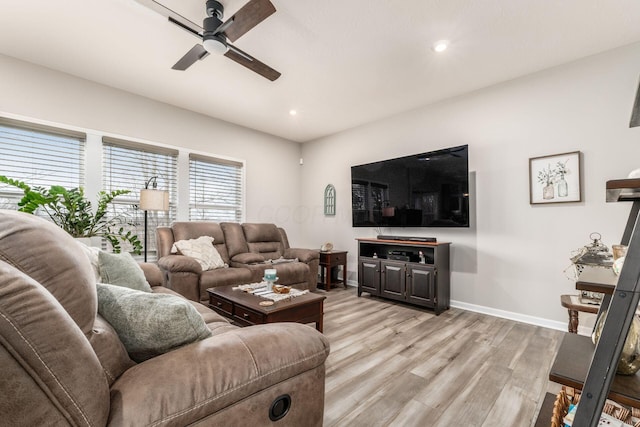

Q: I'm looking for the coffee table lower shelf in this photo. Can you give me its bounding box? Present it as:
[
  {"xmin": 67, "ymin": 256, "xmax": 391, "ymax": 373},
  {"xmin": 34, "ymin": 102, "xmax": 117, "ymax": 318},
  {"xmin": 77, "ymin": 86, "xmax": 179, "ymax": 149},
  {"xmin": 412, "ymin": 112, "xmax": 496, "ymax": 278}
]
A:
[{"xmin": 207, "ymin": 285, "xmax": 326, "ymax": 332}]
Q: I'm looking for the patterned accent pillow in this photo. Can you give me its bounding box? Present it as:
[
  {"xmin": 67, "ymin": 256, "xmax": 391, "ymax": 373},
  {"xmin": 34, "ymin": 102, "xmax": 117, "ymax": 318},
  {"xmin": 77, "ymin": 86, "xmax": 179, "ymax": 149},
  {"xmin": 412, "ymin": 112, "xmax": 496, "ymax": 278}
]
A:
[{"xmin": 171, "ymin": 236, "xmax": 226, "ymax": 271}]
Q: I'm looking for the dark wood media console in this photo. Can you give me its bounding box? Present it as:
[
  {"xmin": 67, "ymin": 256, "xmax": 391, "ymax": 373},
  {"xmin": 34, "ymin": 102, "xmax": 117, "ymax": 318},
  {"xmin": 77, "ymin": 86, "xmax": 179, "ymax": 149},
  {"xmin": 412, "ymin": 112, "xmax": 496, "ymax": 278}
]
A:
[{"xmin": 356, "ymin": 238, "xmax": 450, "ymax": 314}]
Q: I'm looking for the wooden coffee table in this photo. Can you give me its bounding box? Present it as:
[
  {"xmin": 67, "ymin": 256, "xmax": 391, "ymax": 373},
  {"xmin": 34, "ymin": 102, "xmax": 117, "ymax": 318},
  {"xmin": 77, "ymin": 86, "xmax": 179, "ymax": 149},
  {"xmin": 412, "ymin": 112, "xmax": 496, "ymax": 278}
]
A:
[{"xmin": 207, "ymin": 285, "xmax": 326, "ymax": 332}]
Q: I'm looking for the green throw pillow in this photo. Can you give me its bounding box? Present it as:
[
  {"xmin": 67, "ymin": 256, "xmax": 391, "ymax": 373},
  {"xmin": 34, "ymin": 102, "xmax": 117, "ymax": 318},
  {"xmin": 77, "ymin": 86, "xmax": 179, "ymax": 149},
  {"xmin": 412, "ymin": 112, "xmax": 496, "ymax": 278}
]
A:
[
  {"xmin": 98, "ymin": 251, "xmax": 152, "ymax": 292},
  {"xmin": 96, "ymin": 283, "xmax": 212, "ymax": 362}
]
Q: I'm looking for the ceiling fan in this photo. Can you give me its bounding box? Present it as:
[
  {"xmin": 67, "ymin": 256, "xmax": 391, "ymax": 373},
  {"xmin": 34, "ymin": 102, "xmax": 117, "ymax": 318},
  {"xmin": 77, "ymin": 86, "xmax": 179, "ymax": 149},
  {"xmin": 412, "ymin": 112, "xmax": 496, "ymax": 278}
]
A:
[{"xmin": 135, "ymin": 0, "xmax": 281, "ymax": 81}]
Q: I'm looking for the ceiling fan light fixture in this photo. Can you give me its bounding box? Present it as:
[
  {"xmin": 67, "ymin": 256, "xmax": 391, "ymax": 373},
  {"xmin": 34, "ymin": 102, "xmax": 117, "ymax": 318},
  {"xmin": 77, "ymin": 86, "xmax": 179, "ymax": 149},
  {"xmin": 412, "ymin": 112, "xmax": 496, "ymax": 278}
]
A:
[
  {"xmin": 432, "ymin": 40, "xmax": 449, "ymax": 53},
  {"xmin": 203, "ymin": 34, "xmax": 228, "ymax": 54}
]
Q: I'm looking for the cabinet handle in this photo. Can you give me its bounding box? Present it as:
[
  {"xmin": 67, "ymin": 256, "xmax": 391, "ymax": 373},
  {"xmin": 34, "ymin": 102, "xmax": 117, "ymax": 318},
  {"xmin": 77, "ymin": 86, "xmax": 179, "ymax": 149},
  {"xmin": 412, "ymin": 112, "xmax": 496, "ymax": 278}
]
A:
[
  {"xmin": 243, "ymin": 313, "xmax": 250, "ymax": 319},
  {"xmin": 216, "ymin": 302, "xmax": 223, "ymax": 307}
]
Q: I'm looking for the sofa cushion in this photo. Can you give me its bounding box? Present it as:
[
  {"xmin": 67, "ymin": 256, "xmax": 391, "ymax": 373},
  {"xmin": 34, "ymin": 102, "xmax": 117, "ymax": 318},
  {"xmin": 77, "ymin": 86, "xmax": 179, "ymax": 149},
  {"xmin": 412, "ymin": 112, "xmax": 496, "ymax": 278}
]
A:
[
  {"xmin": 172, "ymin": 236, "xmax": 227, "ymax": 271},
  {"xmin": 0, "ymin": 260, "xmax": 110, "ymax": 426},
  {"xmin": 96, "ymin": 283, "xmax": 212, "ymax": 362},
  {"xmin": 220, "ymin": 222, "xmax": 249, "ymax": 258},
  {"xmin": 242, "ymin": 223, "xmax": 285, "ymax": 260},
  {"xmin": 232, "ymin": 252, "xmax": 265, "ymax": 264},
  {"xmin": 0, "ymin": 210, "xmax": 97, "ymax": 335},
  {"xmin": 99, "ymin": 251, "xmax": 152, "ymax": 292},
  {"xmin": 88, "ymin": 314, "xmax": 136, "ymax": 384}
]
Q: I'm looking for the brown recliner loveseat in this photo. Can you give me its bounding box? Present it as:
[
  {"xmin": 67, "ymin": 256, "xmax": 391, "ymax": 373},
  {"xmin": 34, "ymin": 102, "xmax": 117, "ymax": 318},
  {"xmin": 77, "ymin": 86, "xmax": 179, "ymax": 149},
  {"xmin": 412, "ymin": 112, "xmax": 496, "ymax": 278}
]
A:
[
  {"xmin": 157, "ymin": 222, "xmax": 320, "ymax": 303},
  {"xmin": 0, "ymin": 211, "xmax": 330, "ymax": 426}
]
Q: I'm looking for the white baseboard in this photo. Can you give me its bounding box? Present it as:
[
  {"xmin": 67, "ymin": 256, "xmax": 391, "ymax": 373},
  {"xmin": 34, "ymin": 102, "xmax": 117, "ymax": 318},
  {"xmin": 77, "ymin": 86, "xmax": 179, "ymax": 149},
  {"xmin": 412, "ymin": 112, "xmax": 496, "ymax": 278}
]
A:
[
  {"xmin": 577, "ymin": 325, "xmax": 593, "ymax": 337},
  {"xmin": 346, "ymin": 285, "xmax": 586, "ymax": 335},
  {"xmin": 450, "ymin": 299, "xmax": 570, "ymax": 333}
]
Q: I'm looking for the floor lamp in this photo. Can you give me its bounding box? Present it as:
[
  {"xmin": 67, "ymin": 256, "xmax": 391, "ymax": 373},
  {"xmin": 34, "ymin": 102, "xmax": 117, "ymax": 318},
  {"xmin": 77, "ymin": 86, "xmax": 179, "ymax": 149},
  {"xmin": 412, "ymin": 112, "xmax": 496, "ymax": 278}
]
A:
[{"xmin": 140, "ymin": 176, "xmax": 169, "ymax": 262}]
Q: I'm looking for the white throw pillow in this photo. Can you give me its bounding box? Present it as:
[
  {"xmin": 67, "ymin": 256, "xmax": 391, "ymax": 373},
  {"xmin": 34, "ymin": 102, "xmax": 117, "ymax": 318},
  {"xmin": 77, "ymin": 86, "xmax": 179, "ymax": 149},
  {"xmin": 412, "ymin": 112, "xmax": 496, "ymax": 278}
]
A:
[
  {"xmin": 76, "ymin": 240, "xmax": 101, "ymax": 282},
  {"xmin": 172, "ymin": 236, "xmax": 226, "ymax": 271}
]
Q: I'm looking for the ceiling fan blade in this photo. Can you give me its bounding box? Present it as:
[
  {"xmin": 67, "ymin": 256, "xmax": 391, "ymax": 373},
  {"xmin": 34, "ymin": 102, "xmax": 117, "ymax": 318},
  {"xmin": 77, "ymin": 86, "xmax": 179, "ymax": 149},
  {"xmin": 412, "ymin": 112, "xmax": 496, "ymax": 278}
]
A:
[
  {"xmin": 172, "ymin": 44, "xmax": 209, "ymax": 70},
  {"xmin": 135, "ymin": 0, "xmax": 202, "ymax": 35},
  {"xmin": 225, "ymin": 44, "xmax": 280, "ymax": 81},
  {"xmin": 222, "ymin": 0, "xmax": 276, "ymax": 42}
]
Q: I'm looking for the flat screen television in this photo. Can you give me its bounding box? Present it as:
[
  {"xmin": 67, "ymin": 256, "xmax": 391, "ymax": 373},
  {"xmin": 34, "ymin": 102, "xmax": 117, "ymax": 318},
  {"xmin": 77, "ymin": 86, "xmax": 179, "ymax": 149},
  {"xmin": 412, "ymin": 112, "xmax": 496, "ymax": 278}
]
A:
[{"xmin": 351, "ymin": 145, "xmax": 469, "ymax": 227}]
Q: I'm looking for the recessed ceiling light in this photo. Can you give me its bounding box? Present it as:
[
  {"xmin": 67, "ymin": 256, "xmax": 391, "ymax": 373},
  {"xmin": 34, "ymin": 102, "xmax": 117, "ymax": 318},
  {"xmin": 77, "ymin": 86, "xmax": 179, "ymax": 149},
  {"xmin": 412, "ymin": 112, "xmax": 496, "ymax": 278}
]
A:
[
  {"xmin": 289, "ymin": 110, "xmax": 297, "ymax": 116},
  {"xmin": 433, "ymin": 40, "xmax": 449, "ymax": 53}
]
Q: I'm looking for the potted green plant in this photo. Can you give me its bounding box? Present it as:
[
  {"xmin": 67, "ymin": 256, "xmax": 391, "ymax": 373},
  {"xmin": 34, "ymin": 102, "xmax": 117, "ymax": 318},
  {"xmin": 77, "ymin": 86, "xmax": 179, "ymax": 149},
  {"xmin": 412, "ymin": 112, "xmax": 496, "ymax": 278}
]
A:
[{"xmin": 0, "ymin": 176, "xmax": 142, "ymax": 254}]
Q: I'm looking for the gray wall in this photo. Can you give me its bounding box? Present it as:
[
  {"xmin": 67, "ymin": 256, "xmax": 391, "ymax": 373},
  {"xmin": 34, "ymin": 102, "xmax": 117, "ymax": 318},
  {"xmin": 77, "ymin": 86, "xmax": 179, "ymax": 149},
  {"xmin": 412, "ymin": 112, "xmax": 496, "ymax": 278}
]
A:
[
  {"xmin": 300, "ymin": 42, "xmax": 640, "ymax": 330},
  {"xmin": 0, "ymin": 54, "xmax": 305, "ymax": 243},
  {"xmin": 2, "ymin": 40, "xmax": 640, "ymax": 330}
]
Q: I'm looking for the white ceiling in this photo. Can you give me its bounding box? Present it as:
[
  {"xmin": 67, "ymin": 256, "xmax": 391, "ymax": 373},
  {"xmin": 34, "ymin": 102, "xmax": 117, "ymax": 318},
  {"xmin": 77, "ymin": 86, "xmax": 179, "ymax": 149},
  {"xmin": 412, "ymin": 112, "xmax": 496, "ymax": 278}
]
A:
[{"xmin": 1, "ymin": 1, "xmax": 640, "ymax": 142}]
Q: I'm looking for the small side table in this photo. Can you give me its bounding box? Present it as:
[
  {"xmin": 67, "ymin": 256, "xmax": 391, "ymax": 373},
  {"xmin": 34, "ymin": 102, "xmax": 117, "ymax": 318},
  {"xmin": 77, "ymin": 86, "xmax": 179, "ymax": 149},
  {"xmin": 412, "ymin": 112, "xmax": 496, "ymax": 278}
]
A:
[
  {"xmin": 560, "ymin": 294, "xmax": 599, "ymax": 333},
  {"xmin": 318, "ymin": 250, "xmax": 348, "ymax": 291}
]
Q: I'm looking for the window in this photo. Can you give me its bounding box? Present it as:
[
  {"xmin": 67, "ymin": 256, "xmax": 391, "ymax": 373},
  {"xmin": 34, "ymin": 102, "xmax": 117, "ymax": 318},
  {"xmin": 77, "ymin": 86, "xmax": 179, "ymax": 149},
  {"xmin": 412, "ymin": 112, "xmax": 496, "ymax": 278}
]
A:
[
  {"xmin": 0, "ymin": 117, "xmax": 85, "ymax": 211},
  {"xmin": 102, "ymin": 137, "xmax": 178, "ymax": 259},
  {"xmin": 189, "ymin": 154, "xmax": 243, "ymax": 222}
]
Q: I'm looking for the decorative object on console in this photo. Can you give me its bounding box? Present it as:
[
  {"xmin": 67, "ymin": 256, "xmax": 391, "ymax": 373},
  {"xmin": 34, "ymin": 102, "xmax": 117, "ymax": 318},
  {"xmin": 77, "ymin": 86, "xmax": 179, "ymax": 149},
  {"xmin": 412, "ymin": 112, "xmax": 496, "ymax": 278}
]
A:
[
  {"xmin": 263, "ymin": 268, "xmax": 277, "ymax": 291},
  {"xmin": 529, "ymin": 151, "xmax": 581, "ymax": 204},
  {"xmin": 566, "ymin": 232, "xmax": 614, "ymax": 283},
  {"xmin": 273, "ymin": 285, "xmax": 291, "ymax": 294},
  {"xmin": 0, "ymin": 175, "xmax": 142, "ymax": 254},
  {"xmin": 320, "ymin": 242, "xmax": 333, "ymax": 252},
  {"xmin": 612, "ymin": 244, "xmax": 628, "ymax": 276},
  {"xmin": 592, "ymin": 309, "xmax": 640, "ymax": 375},
  {"xmin": 140, "ymin": 176, "xmax": 169, "ymax": 262},
  {"xmin": 324, "ymin": 184, "xmax": 336, "ymax": 216}
]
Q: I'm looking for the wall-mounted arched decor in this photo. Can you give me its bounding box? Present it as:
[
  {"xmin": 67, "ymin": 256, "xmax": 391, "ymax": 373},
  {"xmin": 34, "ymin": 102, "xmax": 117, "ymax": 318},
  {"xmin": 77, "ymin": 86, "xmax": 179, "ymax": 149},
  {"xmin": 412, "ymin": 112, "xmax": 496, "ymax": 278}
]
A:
[{"xmin": 324, "ymin": 184, "xmax": 336, "ymax": 216}]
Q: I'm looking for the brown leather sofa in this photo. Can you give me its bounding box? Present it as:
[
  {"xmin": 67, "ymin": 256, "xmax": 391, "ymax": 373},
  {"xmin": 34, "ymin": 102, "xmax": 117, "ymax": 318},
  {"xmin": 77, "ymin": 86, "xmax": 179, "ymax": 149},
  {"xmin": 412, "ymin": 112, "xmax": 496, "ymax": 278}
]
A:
[
  {"xmin": 0, "ymin": 211, "xmax": 329, "ymax": 426},
  {"xmin": 157, "ymin": 222, "xmax": 320, "ymax": 303}
]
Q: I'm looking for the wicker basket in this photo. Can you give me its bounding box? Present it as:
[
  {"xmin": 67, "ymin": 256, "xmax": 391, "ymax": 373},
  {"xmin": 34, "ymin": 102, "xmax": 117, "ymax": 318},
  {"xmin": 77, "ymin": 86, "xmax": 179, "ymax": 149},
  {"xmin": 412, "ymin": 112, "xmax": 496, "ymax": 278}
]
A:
[{"xmin": 550, "ymin": 387, "xmax": 640, "ymax": 426}]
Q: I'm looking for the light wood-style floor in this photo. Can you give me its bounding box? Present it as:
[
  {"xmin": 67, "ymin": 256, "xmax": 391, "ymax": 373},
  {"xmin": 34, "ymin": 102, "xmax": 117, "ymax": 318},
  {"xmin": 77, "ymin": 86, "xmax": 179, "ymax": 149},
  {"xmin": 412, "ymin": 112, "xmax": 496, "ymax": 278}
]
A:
[{"xmin": 320, "ymin": 287, "xmax": 563, "ymax": 427}]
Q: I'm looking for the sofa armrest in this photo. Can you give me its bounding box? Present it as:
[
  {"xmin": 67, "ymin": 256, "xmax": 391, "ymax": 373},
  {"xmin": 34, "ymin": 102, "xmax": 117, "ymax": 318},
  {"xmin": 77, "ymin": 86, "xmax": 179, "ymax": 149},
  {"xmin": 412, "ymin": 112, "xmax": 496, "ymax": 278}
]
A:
[
  {"xmin": 285, "ymin": 248, "xmax": 320, "ymax": 264},
  {"xmin": 109, "ymin": 323, "xmax": 330, "ymax": 426},
  {"xmin": 157, "ymin": 255, "xmax": 202, "ymax": 274},
  {"xmin": 138, "ymin": 263, "xmax": 165, "ymax": 287},
  {"xmin": 156, "ymin": 255, "xmax": 202, "ymax": 301}
]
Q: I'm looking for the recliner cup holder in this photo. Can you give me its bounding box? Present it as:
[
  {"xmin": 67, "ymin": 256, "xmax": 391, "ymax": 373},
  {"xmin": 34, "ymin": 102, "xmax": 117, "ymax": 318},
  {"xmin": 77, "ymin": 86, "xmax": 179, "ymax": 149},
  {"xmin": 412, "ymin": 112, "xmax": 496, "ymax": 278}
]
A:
[{"xmin": 269, "ymin": 394, "xmax": 291, "ymax": 421}]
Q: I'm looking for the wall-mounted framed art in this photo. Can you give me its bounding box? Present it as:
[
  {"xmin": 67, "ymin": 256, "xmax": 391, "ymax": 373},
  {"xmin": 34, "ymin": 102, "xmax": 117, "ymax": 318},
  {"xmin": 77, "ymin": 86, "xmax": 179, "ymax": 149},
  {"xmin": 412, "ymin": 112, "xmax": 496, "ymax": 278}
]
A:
[{"xmin": 529, "ymin": 151, "xmax": 581, "ymax": 204}]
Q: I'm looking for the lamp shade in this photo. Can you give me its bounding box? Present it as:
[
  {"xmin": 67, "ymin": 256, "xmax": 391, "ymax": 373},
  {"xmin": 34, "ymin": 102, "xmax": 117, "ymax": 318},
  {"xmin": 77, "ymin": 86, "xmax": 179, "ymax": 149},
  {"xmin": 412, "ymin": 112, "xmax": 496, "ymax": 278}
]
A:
[{"xmin": 140, "ymin": 189, "xmax": 169, "ymax": 211}]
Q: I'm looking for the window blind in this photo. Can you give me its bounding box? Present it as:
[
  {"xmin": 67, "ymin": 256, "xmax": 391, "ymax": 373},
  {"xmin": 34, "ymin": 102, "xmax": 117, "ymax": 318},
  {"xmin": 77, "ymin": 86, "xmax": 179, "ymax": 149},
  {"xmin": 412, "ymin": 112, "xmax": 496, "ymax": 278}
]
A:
[
  {"xmin": 189, "ymin": 154, "xmax": 243, "ymax": 222},
  {"xmin": 102, "ymin": 137, "xmax": 178, "ymax": 259},
  {"xmin": 0, "ymin": 118, "xmax": 85, "ymax": 212}
]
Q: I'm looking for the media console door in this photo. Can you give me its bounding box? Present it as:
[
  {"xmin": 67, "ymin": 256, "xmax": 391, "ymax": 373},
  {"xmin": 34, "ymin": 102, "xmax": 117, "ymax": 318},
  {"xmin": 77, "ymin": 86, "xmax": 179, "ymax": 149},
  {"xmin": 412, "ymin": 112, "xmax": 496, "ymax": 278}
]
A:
[
  {"xmin": 358, "ymin": 257, "xmax": 380, "ymax": 296},
  {"xmin": 406, "ymin": 264, "xmax": 435, "ymax": 306},
  {"xmin": 380, "ymin": 260, "xmax": 406, "ymax": 301}
]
